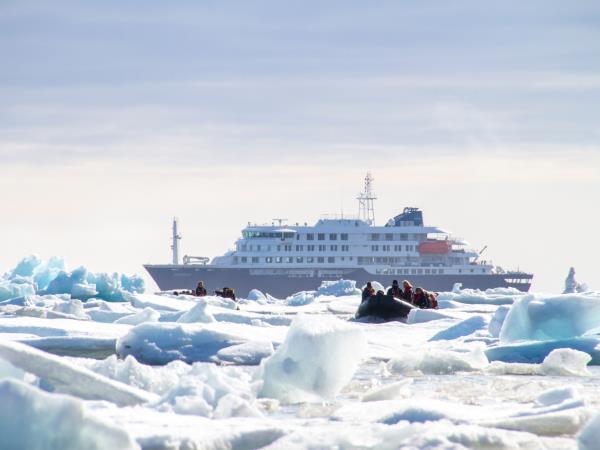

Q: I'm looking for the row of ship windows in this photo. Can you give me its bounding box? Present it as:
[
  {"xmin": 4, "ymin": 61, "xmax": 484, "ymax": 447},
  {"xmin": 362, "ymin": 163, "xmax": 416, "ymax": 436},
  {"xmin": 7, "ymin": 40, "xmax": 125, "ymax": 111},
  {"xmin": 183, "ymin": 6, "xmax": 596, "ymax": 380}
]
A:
[
  {"xmin": 238, "ymin": 244, "xmax": 416, "ymax": 252},
  {"xmin": 243, "ymin": 232, "xmax": 422, "ymax": 241},
  {"xmin": 234, "ymin": 257, "xmax": 485, "ymax": 274},
  {"xmin": 237, "ymin": 256, "xmax": 350, "ymax": 264},
  {"xmin": 377, "ymin": 268, "xmax": 486, "ymax": 275}
]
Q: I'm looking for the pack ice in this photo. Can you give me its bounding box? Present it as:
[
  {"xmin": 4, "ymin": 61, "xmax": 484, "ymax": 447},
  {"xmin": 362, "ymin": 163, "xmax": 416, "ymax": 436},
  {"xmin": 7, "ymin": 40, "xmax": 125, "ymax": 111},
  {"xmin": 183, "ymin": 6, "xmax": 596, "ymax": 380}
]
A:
[{"xmin": 1, "ymin": 256, "xmax": 600, "ymax": 449}]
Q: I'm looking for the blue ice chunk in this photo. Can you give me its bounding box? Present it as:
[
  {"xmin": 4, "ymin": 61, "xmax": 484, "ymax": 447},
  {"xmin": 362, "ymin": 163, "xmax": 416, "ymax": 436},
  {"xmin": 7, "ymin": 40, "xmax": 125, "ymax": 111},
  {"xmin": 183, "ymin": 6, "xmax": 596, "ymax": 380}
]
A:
[
  {"xmin": 32, "ymin": 257, "xmax": 65, "ymax": 290},
  {"xmin": 119, "ymin": 274, "xmax": 145, "ymax": 294},
  {"xmin": 429, "ymin": 315, "xmax": 488, "ymax": 341},
  {"xmin": 10, "ymin": 255, "xmax": 41, "ymax": 278},
  {"xmin": 486, "ymin": 337, "xmax": 600, "ymax": 365},
  {"xmin": 42, "ymin": 268, "xmax": 98, "ymax": 300},
  {"xmin": 500, "ymin": 293, "xmax": 600, "ymax": 343},
  {"xmin": 0, "ymin": 280, "xmax": 35, "ymax": 302}
]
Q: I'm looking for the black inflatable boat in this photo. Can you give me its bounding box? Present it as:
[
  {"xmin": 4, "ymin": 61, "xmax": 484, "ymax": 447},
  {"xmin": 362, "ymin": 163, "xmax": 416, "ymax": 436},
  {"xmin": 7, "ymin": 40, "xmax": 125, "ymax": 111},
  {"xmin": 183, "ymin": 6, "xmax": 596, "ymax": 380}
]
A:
[{"xmin": 355, "ymin": 294, "xmax": 415, "ymax": 321}]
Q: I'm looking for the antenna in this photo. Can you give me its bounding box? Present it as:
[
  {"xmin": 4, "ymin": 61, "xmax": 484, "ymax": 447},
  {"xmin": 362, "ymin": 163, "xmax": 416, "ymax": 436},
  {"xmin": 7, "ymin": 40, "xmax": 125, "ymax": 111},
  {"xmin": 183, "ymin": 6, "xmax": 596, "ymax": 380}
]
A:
[
  {"xmin": 171, "ymin": 218, "xmax": 182, "ymax": 265},
  {"xmin": 357, "ymin": 172, "xmax": 377, "ymax": 225},
  {"xmin": 272, "ymin": 218, "xmax": 287, "ymax": 227}
]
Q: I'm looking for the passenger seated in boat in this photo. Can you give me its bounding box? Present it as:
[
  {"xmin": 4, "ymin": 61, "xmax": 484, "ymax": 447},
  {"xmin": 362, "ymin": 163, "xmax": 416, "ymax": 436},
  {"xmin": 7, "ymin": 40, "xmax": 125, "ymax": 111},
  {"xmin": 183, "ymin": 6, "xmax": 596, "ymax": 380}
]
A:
[
  {"xmin": 218, "ymin": 287, "xmax": 236, "ymax": 301},
  {"xmin": 413, "ymin": 287, "xmax": 428, "ymax": 308},
  {"xmin": 400, "ymin": 280, "xmax": 413, "ymax": 302},
  {"xmin": 195, "ymin": 281, "xmax": 207, "ymax": 297},
  {"xmin": 375, "ymin": 290, "xmax": 385, "ymax": 301},
  {"xmin": 387, "ymin": 279, "xmax": 402, "ymax": 299},
  {"xmin": 413, "ymin": 287, "xmax": 438, "ymax": 309},
  {"xmin": 362, "ymin": 282, "xmax": 375, "ymax": 303}
]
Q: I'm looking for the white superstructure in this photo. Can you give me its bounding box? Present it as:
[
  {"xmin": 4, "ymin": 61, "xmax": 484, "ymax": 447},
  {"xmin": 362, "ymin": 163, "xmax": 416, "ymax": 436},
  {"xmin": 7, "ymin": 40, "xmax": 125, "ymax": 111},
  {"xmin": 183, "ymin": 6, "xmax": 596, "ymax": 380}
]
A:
[{"xmin": 206, "ymin": 174, "xmax": 496, "ymax": 278}]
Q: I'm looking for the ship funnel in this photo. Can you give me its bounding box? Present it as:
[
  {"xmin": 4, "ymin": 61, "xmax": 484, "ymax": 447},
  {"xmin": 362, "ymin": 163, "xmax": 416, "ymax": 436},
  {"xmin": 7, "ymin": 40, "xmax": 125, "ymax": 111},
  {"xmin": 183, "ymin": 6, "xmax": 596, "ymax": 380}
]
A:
[{"xmin": 171, "ymin": 218, "xmax": 182, "ymax": 265}]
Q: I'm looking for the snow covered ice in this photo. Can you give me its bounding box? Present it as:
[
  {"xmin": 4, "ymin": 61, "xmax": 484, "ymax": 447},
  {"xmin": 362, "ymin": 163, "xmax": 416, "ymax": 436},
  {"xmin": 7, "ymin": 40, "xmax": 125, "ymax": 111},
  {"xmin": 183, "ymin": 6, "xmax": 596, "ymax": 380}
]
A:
[{"xmin": 2, "ymin": 257, "xmax": 600, "ymax": 449}]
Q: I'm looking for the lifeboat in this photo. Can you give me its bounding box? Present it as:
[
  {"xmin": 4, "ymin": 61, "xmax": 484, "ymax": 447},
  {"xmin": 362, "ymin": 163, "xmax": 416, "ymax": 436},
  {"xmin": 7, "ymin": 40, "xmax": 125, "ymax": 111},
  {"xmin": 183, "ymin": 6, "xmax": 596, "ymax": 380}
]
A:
[{"xmin": 418, "ymin": 240, "xmax": 451, "ymax": 254}]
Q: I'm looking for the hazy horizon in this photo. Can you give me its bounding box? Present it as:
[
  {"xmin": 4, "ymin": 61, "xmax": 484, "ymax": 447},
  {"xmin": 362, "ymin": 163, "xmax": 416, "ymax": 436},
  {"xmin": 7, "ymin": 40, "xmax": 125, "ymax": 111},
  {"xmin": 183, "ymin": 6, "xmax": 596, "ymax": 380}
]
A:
[{"xmin": 2, "ymin": 0, "xmax": 599, "ymax": 292}]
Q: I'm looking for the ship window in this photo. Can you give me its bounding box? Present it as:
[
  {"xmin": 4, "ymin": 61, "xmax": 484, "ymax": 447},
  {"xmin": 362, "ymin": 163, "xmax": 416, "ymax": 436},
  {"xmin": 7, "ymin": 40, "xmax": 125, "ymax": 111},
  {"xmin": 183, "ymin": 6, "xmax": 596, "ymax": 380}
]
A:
[
  {"xmin": 425, "ymin": 269, "xmax": 430, "ymax": 274},
  {"xmin": 296, "ymin": 257, "xmax": 303, "ymax": 263},
  {"xmin": 371, "ymin": 245, "xmax": 379, "ymax": 251},
  {"xmin": 470, "ymin": 269, "xmax": 474, "ymax": 273},
  {"xmin": 404, "ymin": 269, "xmax": 409, "ymax": 275},
  {"xmin": 296, "ymin": 245, "xmax": 303, "ymax": 251},
  {"xmin": 418, "ymin": 269, "xmax": 423, "ymax": 274},
  {"xmin": 252, "ymin": 257, "xmax": 259, "ymax": 263},
  {"xmin": 342, "ymin": 245, "xmax": 349, "ymax": 251},
  {"xmin": 482, "ymin": 268, "xmax": 485, "ymax": 273},
  {"xmin": 276, "ymin": 257, "xmax": 282, "ymax": 263},
  {"xmin": 329, "ymin": 233, "xmax": 337, "ymax": 240},
  {"xmin": 308, "ymin": 245, "xmax": 315, "ymax": 251},
  {"xmin": 318, "ymin": 245, "xmax": 326, "ymax": 251},
  {"xmin": 241, "ymin": 257, "xmax": 247, "ymax": 263},
  {"xmin": 458, "ymin": 269, "xmax": 462, "ymax": 273},
  {"xmin": 328, "ymin": 257, "xmax": 335, "ymax": 263},
  {"xmin": 318, "ymin": 233, "xmax": 325, "ymax": 241},
  {"xmin": 330, "ymin": 245, "xmax": 337, "ymax": 251},
  {"xmin": 383, "ymin": 245, "xmax": 390, "ymax": 251},
  {"xmin": 266, "ymin": 257, "xmax": 273, "ymax": 263},
  {"xmin": 286, "ymin": 257, "xmax": 293, "ymax": 263},
  {"xmin": 400, "ymin": 234, "xmax": 408, "ymax": 241},
  {"xmin": 285, "ymin": 245, "xmax": 292, "ymax": 251},
  {"xmin": 296, "ymin": 234, "xmax": 300, "ymax": 240},
  {"xmin": 341, "ymin": 233, "xmax": 348, "ymax": 241},
  {"xmin": 317, "ymin": 257, "xmax": 325, "ymax": 263},
  {"xmin": 307, "ymin": 257, "xmax": 314, "ymax": 263},
  {"xmin": 349, "ymin": 257, "xmax": 353, "ymax": 261},
  {"xmin": 307, "ymin": 233, "xmax": 314, "ymax": 240},
  {"xmin": 277, "ymin": 245, "xmax": 281, "ymax": 251},
  {"xmin": 439, "ymin": 269, "xmax": 444, "ymax": 274},
  {"xmin": 411, "ymin": 269, "xmax": 416, "ymax": 275},
  {"xmin": 371, "ymin": 233, "xmax": 380, "ymax": 241},
  {"xmin": 385, "ymin": 233, "xmax": 393, "ymax": 241}
]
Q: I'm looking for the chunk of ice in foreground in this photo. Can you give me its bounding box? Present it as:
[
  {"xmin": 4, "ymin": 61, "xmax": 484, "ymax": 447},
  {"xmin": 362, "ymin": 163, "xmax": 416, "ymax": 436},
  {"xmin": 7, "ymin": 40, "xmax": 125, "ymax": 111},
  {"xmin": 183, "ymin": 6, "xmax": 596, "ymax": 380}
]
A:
[
  {"xmin": 114, "ymin": 307, "xmax": 160, "ymax": 325},
  {"xmin": 258, "ymin": 315, "xmax": 366, "ymax": 403},
  {"xmin": 579, "ymin": 411, "xmax": 600, "ymax": 450},
  {"xmin": 176, "ymin": 301, "xmax": 216, "ymax": 323},
  {"xmin": 0, "ymin": 379, "xmax": 139, "ymax": 450},
  {"xmin": 485, "ymin": 348, "xmax": 591, "ymax": 376},
  {"xmin": 387, "ymin": 346, "xmax": 489, "ymax": 375},
  {"xmin": 500, "ymin": 293, "xmax": 600, "ymax": 343},
  {"xmin": 0, "ymin": 340, "xmax": 157, "ymax": 406},
  {"xmin": 116, "ymin": 323, "xmax": 248, "ymax": 365}
]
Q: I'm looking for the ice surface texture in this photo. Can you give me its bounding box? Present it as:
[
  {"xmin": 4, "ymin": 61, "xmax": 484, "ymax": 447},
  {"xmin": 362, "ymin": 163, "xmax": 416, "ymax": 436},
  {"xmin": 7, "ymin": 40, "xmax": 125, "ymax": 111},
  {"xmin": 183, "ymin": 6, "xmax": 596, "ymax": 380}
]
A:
[{"xmin": 258, "ymin": 315, "xmax": 366, "ymax": 403}]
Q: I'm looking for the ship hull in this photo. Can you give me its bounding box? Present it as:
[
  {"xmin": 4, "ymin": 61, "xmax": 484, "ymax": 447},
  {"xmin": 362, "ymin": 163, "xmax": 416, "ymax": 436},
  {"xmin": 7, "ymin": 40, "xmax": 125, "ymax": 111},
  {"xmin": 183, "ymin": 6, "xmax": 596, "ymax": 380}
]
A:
[{"xmin": 144, "ymin": 265, "xmax": 532, "ymax": 298}]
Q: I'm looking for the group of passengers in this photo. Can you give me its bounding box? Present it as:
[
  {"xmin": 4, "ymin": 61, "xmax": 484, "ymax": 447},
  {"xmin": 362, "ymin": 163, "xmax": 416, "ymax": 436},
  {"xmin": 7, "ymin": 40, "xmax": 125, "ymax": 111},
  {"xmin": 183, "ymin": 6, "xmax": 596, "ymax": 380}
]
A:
[
  {"xmin": 362, "ymin": 279, "xmax": 438, "ymax": 309},
  {"xmin": 173, "ymin": 281, "xmax": 236, "ymax": 301}
]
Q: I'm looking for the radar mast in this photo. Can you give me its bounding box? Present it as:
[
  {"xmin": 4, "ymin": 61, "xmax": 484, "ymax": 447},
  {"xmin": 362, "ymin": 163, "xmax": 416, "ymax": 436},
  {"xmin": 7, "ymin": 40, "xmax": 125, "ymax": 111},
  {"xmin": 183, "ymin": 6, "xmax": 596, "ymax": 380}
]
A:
[{"xmin": 357, "ymin": 172, "xmax": 377, "ymax": 225}]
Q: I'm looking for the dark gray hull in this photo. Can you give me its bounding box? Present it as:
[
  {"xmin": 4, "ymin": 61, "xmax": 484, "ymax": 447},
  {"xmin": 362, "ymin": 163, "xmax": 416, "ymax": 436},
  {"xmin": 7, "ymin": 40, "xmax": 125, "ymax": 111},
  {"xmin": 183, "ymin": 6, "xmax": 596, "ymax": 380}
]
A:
[{"xmin": 144, "ymin": 265, "xmax": 533, "ymax": 298}]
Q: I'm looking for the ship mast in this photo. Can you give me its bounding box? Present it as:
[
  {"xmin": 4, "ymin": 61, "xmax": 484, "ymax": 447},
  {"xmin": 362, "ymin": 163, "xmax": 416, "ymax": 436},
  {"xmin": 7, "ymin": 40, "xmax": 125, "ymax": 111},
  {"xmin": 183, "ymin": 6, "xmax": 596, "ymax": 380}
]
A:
[
  {"xmin": 357, "ymin": 172, "xmax": 377, "ymax": 225},
  {"xmin": 171, "ymin": 217, "xmax": 182, "ymax": 265}
]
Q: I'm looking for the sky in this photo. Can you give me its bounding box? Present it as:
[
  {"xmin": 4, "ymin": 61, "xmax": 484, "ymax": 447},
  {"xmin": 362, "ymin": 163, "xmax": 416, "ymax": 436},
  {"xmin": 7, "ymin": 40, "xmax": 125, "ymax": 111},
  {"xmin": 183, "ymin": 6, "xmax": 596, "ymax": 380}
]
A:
[{"xmin": 1, "ymin": 0, "xmax": 599, "ymax": 292}]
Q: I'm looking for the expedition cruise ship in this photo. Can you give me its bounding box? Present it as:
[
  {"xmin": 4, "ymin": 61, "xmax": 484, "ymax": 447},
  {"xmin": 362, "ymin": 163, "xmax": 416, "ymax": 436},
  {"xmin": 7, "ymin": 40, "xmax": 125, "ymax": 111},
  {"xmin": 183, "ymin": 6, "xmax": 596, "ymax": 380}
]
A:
[{"xmin": 144, "ymin": 174, "xmax": 533, "ymax": 297}]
